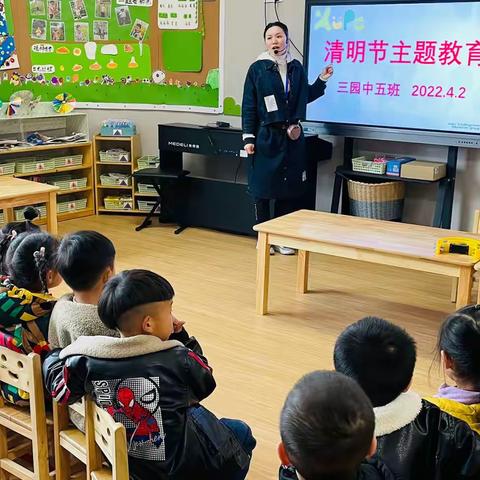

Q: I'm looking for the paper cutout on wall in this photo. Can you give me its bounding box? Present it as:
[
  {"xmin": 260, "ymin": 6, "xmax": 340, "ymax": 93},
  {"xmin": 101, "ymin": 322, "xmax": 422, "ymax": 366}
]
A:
[
  {"xmin": 158, "ymin": 0, "xmax": 198, "ymax": 30},
  {"xmin": 52, "ymin": 92, "xmax": 76, "ymax": 113},
  {"xmin": 117, "ymin": 0, "xmax": 152, "ymax": 6},
  {"xmin": 162, "ymin": 30, "xmax": 202, "ymax": 72}
]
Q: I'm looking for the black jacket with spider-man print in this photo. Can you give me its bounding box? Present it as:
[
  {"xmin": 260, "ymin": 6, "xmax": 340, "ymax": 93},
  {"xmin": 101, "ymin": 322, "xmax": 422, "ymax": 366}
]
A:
[{"xmin": 43, "ymin": 329, "xmax": 252, "ymax": 480}]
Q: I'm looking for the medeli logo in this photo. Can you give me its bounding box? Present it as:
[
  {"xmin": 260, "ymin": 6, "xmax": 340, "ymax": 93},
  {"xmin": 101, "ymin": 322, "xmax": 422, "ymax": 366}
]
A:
[
  {"xmin": 314, "ymin": 7, "xmax": 365, "ymax": 32},
  {"xmin": 168, "ymin": 141, "xmax": 200, "ymax": 149}
]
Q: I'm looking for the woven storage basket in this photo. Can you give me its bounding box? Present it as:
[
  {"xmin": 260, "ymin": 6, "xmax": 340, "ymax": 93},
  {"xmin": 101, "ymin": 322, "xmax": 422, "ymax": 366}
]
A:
[
  {"xmin": 0, "ymin": 211, "xmax": 4, "ymax": 225},
  {"xmin": 137, "ymin": 155, "xmax": 160, "ymax": 169},
  {"xmin": 48, "ymin": 175, "xmax": 87, "ymax": 190},
  {"xmin": 99, "ymin": 150, "xmax": 130, "ymax": 163},
  {"xmin": 352, "ymin": 157, "xmax": 386, "ymax": 175},
  {"xmin": 0, "ymin": 162, "xmax": 15, "ymax": 175},
  {"xmin": 104, "ymin": 196, "xmax": 133, "ymax": 210},
  {"xmin": 16, "ymin": 158, "xmax": 55, "ymax": 174},
  {"xmin": 348, "ymin": 180, "xmax": 405, "ymax": 221},
  {"xmin": 137, "ymin": 200, "xmax": 160, "ymax": 212},
  {"xmin": 57, "ymin": 197, "xmax": 88, "ymax": 213},
  {"xmin": 100, "ymin": 173, "xmax": 131, "ymax": 186},
  {"xmin": 52, "ymin": 154, "xmax": 83, "ymax": 168},
  {"xmin": 137, "ymin": 183, "xmax": 156, "ymax": 194}
]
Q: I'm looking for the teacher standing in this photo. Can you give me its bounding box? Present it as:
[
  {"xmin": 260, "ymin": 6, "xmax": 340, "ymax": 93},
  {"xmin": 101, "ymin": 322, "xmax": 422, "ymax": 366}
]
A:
[{"xmin": 242, "ymin": 21, "xmax": 333, "ymax": 254}]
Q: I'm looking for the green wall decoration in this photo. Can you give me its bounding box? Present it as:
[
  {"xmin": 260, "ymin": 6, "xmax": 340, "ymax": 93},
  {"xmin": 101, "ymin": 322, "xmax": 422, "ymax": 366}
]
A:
[
  {"xmin": 162, "ymin": 30, "xmax": 203, "ymax": 73},
  {"xmin": 0, "ymin": 0, "xmax": 223, "ymax": 112}
]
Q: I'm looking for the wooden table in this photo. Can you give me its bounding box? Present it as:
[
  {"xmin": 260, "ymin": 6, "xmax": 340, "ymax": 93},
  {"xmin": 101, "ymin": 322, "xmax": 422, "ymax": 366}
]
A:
[
  {"xmin": 0, "ymin": 177, "xmax": 59, "ymax": 234},
  {"xmin": 254, "ymin": 210, "xmax": 480, "ymax": 315}
]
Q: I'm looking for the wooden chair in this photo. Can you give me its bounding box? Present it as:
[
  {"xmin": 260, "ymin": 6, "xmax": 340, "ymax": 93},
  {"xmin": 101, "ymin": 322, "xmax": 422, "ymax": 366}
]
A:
[
  {"xmin": 85, "ymin": 397, "xmax": 129, "ymax": 480},
  {"xmin": 53, "ymin": 399, "xmax": 87, "ymax": 480},
  {"xmin": 451, "ymin": 209, "xmax": 480, "ymax": 304},
  {"xmin": 0, "ymin": 347, "xmax": 49, "ymax": 480}
]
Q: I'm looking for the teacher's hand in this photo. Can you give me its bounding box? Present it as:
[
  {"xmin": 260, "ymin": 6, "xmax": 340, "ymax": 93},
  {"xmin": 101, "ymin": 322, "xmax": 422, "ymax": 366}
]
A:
[
  {"xmin": 320, "ymin": 64, "xmax": 334, "ymax": 81},
  {"xmin": 245, "ymin": 143, "xmax": 255, "ymax": 155}
]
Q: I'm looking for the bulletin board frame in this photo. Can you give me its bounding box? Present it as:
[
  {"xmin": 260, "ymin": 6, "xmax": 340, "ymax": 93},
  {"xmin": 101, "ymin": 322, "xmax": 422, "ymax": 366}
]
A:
[{"xmin": 0, "ymin": 0, "xmax": 224, "ymax": 113}]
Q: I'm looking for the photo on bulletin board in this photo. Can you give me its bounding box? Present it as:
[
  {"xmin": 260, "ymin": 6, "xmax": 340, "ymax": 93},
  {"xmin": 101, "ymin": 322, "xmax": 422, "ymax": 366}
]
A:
[{"xmin": 0, "ymin": 0, "xmax": 224, "ymax": 112}]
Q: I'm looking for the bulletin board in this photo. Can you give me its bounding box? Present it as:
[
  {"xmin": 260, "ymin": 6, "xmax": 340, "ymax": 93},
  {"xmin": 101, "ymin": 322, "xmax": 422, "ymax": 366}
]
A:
[{"xmin": 0, "ymin": 0, "xmax": 223, "ymax": 112}]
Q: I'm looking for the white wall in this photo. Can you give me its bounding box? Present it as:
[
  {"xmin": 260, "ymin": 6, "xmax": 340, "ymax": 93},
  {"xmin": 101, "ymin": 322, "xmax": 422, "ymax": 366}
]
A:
[{"xmin": 81, "ymin": 0, "xmax": 480, "ymax": 231}]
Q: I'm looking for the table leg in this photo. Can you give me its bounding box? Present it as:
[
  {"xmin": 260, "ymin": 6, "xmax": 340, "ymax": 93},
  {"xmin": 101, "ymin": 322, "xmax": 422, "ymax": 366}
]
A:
[
  {"xmin": 330, "ymin": 173, "xmax": 342, "ymax": 213},
  {"xmin": 4, "ymin": 208, "xmax": 13, "ymax": 223},
  {"xmin": 256, "ymin": 232, "xmax": 270, "ymax": 315},
  {"xmin": 46, "ymin": 192, "xmax": 58, "ymax": 234},
  {"xmin": 296, "ymin": 250, "xmax": 309, "ymax": 293},
  {"xmin": 456, "ymin": 266, "xmax": 473, "ymax": 309}
]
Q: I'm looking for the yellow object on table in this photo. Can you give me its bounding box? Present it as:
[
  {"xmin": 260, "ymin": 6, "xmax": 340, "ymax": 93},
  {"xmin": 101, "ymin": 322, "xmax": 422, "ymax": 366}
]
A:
[{"xmin": 436, "ymin": 237, "xmax": 480, "ymax": 261}]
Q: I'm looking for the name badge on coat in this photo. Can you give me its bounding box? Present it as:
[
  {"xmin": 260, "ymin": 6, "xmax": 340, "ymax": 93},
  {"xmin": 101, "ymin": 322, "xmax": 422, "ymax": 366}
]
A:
[{"xmin": 264, "ymin": 95, "xmax": 278, "ymax": 112}]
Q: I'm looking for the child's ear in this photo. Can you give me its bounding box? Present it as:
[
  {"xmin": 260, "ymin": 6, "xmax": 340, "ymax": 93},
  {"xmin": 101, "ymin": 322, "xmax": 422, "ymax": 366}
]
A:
[
  {"xmin": 278, "ymin": 442, "xmax": 291, "ymax": 466},
  {"xmin": 46, "ymin": 269, "xmax": 62, "ymax": 288},
  {"xmin": 102, "ymin": 266, "xmax": 114, "ymax": 284},
  {"xmin": 366, "ymin": 436, "xmax": 377, "ymax": 459},
  {"xmin": 141, "ymin": 315, "xmax": 153, "ymax": 334},
  {"xmin": 441, "ymin": 350, "xmax": 454, "ymax": 370}
]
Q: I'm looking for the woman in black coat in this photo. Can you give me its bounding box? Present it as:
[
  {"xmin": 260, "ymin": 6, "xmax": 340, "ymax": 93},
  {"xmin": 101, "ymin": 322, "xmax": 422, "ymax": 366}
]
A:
[{"xmin": 242, "ymin": 21, "xmax": 333, "ymax": 254}]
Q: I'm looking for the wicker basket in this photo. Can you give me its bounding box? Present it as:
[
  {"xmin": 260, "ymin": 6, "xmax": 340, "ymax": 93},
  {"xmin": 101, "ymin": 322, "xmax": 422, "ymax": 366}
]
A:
[
  {"xmin": 137, "ymin": 200, "xmax": 160, "ymax": 212},
  {"xmin": 100, "ymin": 173, "xmax": 131, "ymax": 186},
  {"xmin": 104, "ymin": 196, "xmax": 133, "ymax": 210},
  {"xmin": 352, "ymin": 157, "xmax": 386, "ymax": 175},
  {"xmin": 16, "ymin": 158, "xmax": 55, "ymax": 174},
  {"xmin": 348, "ymin": 180, "xmax": 405, "ymax": 221},
  {"xmin": 57, "ymin": 197, "xmax": 88, "ymax": 213},
  {"xmin": 52, "ymin": 154, "xmax": 83, "ymax": 168},
  {"xmin": 0, "ymin": 211, "xmax": 4, "ymax": 225},
  {"xmin": 99, "ymin": 150, "xmax": 130, "ymax": 163},
  {"xmin": 0, "ymin": 162, "xmax": 15, "ymax": 176},
  {"xmin": 137, "ymin": 183, "xmax": 156, "ymax": 194},
  {"xmin": 48, "ymin": 175, "xmax": 87, "ymax": 190},
  {"xmin": 137, "ymin": 155, "xmax": 160, "ymax": 170}
]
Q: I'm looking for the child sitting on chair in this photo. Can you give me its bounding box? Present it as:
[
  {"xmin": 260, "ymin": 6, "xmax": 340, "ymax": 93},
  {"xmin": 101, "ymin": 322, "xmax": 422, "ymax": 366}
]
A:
[
  {"xmin": 48, "ymin": 230, "xmax": 119, "ymax": 348},
  {"xmin": 334, "ymin": 316, "xmax": 480, "ymax": 479},
  {"xmin": 0, "ymin": 231, "xmax": 60, "ymax": 404},
  {"xmin": 0, "ymin": 206, "xmax": 40, "ymax": 279},
  {"xmin": 43, "ymin": 269, "xmax": 256, "ymax": 480},
  {"xmin": 425, "ymin": 305, "xmax": 480, "ymax": 433},
  {"xmin": 278, "ymin": 370, "xmax": 395, "ymax": 480}
]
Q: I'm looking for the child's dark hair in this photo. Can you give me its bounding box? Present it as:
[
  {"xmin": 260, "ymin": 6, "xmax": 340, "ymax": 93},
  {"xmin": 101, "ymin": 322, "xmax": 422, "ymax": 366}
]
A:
[
  {"xmin": 280, "ymin": 370, "xmax": 375, "ymax": 480},
  {"xmin": 438, "ymin": 304, "xmax": 480, "ymax": 388},
  {"xmin": 6, "ymin": 231, "xmax": 59, "ymax": 293},
  {"xmin": 333, "ymin": 317, "xmax": 416, "ymax": 407},
  {"xmin": 56, "ymin": 230, "xmax": 115, "ymax": 291},
  {"xmin": 0, "ymin": 206, "xmax": 40, "ymax": 275},
  {"xmin": 263, "ymin": 21, "xmax": 288, "ymax": 39},
  {"xmin": 98, "ymin": 269, "xmax": 174, "ymax": 330}
]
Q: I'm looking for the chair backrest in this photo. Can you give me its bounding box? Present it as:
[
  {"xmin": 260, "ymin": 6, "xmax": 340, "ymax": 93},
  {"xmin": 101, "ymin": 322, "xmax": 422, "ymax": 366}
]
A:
[
  {"xmin": 52, "ymin": 398, "xmax": 87, "ymax": 480},
  {"xmin": 0, "ymin": 346, "xmax": 36, "ymax": 395},
  {"xmin": 473, "ymin": 209, "xmax": 480, "ymax": 233},
  {"xmin": 85, "ymin": 397, "xmax": 129, "ymax": 480},
  {"xmin": 0, "ymin": 345, "xmax": 49, "ymax": 480}
]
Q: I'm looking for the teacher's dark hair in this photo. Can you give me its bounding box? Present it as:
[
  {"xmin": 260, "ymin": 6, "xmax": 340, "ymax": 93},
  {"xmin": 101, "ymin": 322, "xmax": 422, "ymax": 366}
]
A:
[{"xmin": 263, "ymin": 21, "xmax": 288, "ymax": 39}]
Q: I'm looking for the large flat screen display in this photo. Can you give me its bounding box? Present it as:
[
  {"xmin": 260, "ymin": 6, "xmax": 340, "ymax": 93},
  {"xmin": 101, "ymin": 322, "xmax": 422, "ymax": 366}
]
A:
[{"xmin": 305, "ymin": 1, "xmax": 480, "ymax": 143}]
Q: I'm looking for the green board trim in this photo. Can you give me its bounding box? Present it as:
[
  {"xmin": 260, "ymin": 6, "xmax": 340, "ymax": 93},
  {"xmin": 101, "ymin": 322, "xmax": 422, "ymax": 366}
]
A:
[{"xmin": 0, "ymin": 0, "xmax": 222, "ymax": 111}]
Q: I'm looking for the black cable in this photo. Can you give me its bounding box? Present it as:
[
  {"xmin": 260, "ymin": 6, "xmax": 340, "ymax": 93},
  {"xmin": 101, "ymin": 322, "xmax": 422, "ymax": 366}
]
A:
[
  {"xmin": 274, "ymin": 0, "xmax": 303, "ymax": 59},
  {"xmin": 234, "ymin": 157, "xmax": 242, "ymax": 184},
  {"xmin": 264, "ymin": 0, "xmax": 267, "ymax": 26}
]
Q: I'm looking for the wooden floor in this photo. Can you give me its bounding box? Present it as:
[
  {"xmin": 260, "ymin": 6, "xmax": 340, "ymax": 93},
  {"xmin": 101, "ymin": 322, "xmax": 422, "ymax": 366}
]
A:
[{"xmin": 52, "ymin": 215, "xmax": 456, "ymax": 480}]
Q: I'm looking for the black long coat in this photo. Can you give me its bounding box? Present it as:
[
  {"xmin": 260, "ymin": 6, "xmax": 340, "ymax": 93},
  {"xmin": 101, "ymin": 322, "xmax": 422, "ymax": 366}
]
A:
[{"xmin": 242, "ymin": 58, "xmax": 326, "ymax": 199}]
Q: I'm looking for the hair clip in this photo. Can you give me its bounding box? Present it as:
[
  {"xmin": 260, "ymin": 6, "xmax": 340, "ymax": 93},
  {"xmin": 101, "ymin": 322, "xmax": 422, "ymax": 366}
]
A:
[{"xmin": 33, "ymin": 246, "xmax": 46, "ymax": 260}]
